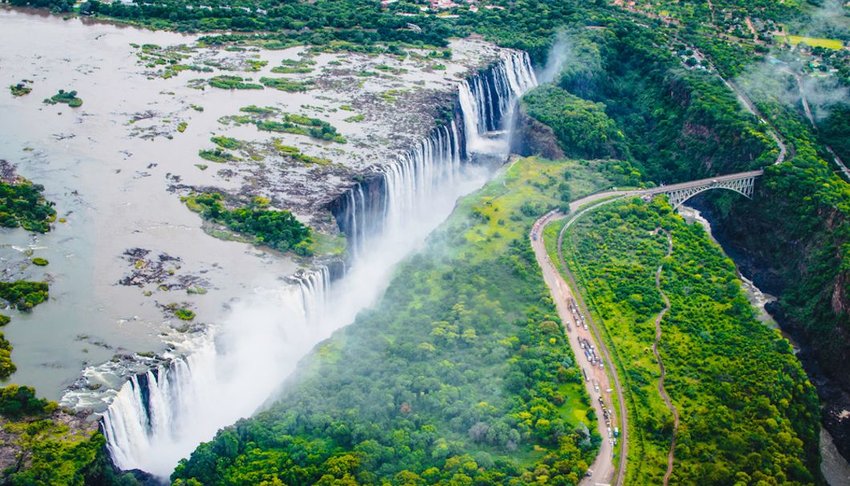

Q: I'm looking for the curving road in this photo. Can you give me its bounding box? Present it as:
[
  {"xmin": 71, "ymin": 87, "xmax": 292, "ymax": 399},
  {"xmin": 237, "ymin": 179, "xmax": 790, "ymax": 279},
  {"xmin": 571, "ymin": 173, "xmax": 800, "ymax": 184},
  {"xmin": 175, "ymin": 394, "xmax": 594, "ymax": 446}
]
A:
[
  {"xmin": 530, "ymin": 192, "xmax": 631, "ymax": 486},
  {"xmin": 530, "ymin": 171, "xmax": 770, "ymax": 485}
]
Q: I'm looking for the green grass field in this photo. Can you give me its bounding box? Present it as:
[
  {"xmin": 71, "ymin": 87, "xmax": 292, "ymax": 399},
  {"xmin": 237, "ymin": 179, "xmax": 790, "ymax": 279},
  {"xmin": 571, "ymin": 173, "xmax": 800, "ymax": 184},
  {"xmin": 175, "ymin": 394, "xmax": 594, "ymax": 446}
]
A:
[{"xmin": 784, "ymin": 35, "xmax": 844, "ymax": 50}]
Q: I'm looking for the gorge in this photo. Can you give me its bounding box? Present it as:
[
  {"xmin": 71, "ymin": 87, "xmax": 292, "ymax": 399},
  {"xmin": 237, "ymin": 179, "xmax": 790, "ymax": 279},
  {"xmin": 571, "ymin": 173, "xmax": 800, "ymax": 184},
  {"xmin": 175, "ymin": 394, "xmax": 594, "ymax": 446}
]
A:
[
  {"xmin": 1, "ymin": 0, "xmax": 849, "ymax": 484},
  {"xmin": 58, "ymin": 33, "xmax": 537, "ymax": 477}
]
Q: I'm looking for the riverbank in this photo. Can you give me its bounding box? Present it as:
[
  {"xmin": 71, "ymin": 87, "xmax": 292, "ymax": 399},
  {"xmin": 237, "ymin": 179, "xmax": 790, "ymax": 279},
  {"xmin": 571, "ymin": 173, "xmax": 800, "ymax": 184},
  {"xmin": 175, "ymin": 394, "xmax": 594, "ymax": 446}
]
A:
[{"xmin": 682, "ymin": 203, "xmax": 850, "ymax": 484}]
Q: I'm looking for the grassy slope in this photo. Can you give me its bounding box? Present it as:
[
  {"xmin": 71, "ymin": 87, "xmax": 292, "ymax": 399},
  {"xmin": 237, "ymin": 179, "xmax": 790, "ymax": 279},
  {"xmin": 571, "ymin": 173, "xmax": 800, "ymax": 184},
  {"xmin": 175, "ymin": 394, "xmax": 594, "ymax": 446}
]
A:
[
  {"xmin": 550, "ymin": 197, "xmax": 821, "ymax": 485},
  {"xmin": 172, "ymin": 157, "xmax": 613, "ymax": 485}
]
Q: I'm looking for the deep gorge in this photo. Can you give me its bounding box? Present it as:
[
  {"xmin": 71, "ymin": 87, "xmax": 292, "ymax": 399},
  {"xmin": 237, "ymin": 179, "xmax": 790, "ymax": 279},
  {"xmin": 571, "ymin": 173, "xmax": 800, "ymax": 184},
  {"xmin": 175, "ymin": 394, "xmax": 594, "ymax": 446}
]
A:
[{"xmin": 99, "ymin": 50, "xmax": 537, "ymax": 479}]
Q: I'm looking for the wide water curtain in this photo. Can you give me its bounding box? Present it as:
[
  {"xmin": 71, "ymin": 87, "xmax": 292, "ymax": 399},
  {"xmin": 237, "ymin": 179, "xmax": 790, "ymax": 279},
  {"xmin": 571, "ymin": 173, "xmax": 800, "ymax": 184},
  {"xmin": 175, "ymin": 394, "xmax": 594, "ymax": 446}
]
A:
[{"xmin": 102, "ymin": 49, "xmax": 537, "ymax": 478}]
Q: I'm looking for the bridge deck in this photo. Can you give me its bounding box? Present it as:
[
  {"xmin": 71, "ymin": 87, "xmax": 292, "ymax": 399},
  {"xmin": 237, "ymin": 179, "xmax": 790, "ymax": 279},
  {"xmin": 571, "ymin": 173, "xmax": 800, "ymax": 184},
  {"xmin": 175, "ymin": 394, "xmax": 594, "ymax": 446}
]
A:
[
  {"xmin": 640, "ymin": 170, "xmax": 765, "ymax": 209},
  {"xmin": 644, "ymin": 170, "xmax": 764, "ymax": 194}
]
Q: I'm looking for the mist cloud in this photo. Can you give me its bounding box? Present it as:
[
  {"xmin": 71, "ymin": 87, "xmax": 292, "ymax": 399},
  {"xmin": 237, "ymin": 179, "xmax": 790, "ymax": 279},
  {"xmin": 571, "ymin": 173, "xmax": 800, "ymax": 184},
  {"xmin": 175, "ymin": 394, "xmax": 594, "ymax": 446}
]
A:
[{"xmin": 538, "ymin": 31, "xmax": 574, "ymax": 84}]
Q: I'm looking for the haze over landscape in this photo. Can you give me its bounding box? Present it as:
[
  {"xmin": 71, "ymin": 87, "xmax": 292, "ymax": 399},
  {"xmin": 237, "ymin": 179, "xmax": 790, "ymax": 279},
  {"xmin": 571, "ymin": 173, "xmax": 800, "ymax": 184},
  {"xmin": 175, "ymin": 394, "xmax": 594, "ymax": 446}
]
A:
[{"xmin": 1, "ymin": 0, "xmax": 850, "ymax": 484}]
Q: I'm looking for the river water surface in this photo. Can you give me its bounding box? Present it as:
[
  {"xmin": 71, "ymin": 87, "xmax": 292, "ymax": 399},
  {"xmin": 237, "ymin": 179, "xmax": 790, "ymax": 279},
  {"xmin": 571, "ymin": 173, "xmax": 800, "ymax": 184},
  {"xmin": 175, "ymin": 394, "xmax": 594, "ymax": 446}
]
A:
[{"xmin": 0, "ymin": 10, "xmax": 296, "ymax": 398}]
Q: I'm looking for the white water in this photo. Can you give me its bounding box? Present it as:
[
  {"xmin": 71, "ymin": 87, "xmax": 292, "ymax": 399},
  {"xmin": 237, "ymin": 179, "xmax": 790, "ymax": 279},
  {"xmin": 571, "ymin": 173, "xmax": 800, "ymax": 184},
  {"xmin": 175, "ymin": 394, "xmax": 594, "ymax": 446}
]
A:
[
  {"xmin": 458, "ymin": 50, "xmax": 537, "ymax": 155},
  {"xmin": 101, "ymin": 50, "xmax": 537, "ymax": 479}
]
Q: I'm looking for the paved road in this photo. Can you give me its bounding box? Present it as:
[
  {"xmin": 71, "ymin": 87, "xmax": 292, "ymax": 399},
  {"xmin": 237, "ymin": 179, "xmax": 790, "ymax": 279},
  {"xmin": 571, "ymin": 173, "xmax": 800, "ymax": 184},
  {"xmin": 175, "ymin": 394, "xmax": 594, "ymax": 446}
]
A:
[
  {"xmin": 529, "ymin": 173, "xmax": 767, "ymax": 485},
  {"xmin": 530, "ymin": 192, "xmax": 631, "ymax": 486}
]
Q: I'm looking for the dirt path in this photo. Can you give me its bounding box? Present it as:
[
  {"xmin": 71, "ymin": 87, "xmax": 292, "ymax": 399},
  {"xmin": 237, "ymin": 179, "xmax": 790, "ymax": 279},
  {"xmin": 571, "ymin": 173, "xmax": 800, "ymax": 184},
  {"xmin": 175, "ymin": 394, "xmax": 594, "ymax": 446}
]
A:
[
  {"xmin": 652, "ymin": 230, "xmax": 679, "ymax": 486},
  {"xmin": 745, "ymin": 17, "xmax": 758, "ymax": 41}
]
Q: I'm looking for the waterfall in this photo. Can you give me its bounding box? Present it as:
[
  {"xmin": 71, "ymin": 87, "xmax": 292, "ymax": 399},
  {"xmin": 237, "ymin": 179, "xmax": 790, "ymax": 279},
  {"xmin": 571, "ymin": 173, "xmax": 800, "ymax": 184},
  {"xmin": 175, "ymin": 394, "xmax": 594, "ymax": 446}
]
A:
[
  {"xmin": 458, "ymin": 50, "xmax": 537, "ymax": 154},
  {"xmin": 101, "ymin": 266, "xmax": 330, "ymax": 476},
  {"xmin": 336, "ymin": 49, "xmax": 537, "ymax": 253},
  {"xmin": 97, "ymin": 48, "xmax": 537, "ymax": 480}
]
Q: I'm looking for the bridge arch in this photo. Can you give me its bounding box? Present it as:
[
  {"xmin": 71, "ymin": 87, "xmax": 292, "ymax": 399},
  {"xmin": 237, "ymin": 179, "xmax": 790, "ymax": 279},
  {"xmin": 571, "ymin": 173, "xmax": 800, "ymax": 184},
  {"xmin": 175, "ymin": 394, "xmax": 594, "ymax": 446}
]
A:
[{"xmin": 645, "ymin": 171, "xmax": 762, "ymax": 210}]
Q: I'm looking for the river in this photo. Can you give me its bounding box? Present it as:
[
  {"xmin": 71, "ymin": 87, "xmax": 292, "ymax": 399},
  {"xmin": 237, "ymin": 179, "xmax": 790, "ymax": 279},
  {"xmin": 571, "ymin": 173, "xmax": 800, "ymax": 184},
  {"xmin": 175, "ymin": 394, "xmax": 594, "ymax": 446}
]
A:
[{"xmin": 0, "ymin": 7, "xmax": 539, "ymax": 478}]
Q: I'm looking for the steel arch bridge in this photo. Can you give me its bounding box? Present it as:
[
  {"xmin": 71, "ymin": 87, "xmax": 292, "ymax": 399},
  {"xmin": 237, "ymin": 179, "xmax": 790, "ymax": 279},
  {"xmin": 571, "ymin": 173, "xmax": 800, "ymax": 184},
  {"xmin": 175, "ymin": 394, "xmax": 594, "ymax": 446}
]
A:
[{"xmin": 643, "ymin": 170, "xmax": 764, "ymax": 209}]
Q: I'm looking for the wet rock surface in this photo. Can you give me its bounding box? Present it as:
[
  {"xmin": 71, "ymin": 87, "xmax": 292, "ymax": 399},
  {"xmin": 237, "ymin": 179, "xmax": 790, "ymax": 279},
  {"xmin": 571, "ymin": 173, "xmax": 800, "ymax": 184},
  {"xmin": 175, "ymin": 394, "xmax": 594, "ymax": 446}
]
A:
[
  {"xmin": 123, "ymin": 38, "xmax": 504, "ymax": 239},
  {"xmin": 118, "ymin": 248, "xmax": 210, "ymax": 292},
  {"xmin": 510, "ymin": 108, "xmax": 565, "ymax": 160},
  {"xmin": 0, "ymin": 408, "xmax": 98, "ymax": 474}
]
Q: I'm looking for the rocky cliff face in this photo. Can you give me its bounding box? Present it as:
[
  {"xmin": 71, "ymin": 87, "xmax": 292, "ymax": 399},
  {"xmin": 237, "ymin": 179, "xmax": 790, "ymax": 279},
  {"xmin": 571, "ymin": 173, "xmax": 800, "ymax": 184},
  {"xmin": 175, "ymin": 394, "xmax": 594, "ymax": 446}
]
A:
[{"xmin": 510, "ymin": 107, "xmax": 565, "ymax": 160}]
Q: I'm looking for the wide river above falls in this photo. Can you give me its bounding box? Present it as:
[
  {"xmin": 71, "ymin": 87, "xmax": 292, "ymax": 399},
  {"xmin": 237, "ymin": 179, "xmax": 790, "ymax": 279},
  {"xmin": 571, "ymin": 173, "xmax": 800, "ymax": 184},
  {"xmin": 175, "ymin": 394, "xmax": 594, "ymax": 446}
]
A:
[{"xmin": 0, "ymin": 8, "xmax": 334, "ymax": 399}]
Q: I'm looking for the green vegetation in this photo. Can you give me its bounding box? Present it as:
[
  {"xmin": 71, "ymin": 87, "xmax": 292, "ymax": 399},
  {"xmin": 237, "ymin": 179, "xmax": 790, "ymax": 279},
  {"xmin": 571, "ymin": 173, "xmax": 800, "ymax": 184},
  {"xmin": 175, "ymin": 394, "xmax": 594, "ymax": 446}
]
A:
[
  {"xmin": 9, "ymin": 82, "xmax": 32, "ymax": 97},
  {"xmin": 208, "ymin": 75, "xmax": 263, "ymax": 90},
  {"xmin": 210, "ymin": 136, "xmax": 241, "ymax": 150},
  {"xmin": 272, "ymin": 140, "xmax": 332, "ymax": 165},
  {"xmin": 0, "ymin": 333, "xmax": 16, "ymax": 378},
  {"xmin": 0, "ymin": 385, "xmax": 54, "ymax": 418},
  {"xmin": 378, "ymin": 88, "xmax": 407, "ymax": 103},
  {"xmin": 0, "ymin": 164, "xmax": 133, "ymax": 484},
  {"xmin": 0, "ymin": 281, "xmax": 49, "ymax": 311},
  {"xmin": 555, "ymin": 26, "xmax": 774, "ymax": 182},
  {"xmin": 0, "ymin": 281, "xmax": 49, "ymax": 377},
  {"xmin": 819, "ymin": 105, "xmax": 850, "ymax": 163},
  {"xmin": 238, "ymin": 105, "xmax": 276, "ymax": 115},
  {"xmin": 10, "ymin": 0, "xmax": 850, "ymax": 477},
  {"xmin": 177, "ymin": 121, "xmax": 188, "ymax": 133},
  {"xmin": 0, "ymin": 383, "xmax": 132, "ymax": 485},
  {"xmin": 710, "ymin": 125, "xmax": 850, "ymax": 408},
  {"xmin": 183, "ymin": 192, "xmax": 313, "ymax": 255},
  {"xmin": 245, "ymin": 58, "xmax": 268, "ymax": 71},
  {"xmin": 270, "ymin": 58, "xmax": 315, "ymax": 74},
  {"xmin": 225, "ymin": 107, "xmax": 347, "ymax": 143},
  {"xmin": 31, "ymin": 258, "xmax": 48, "ymax": 266},
  {"xmin": 784, "ymin": 35, "xmax": 844, "ymax": 50},
  {"xmin": 0, "ymin": 177, "xmax": 56, "ymax": 233},
  {"xmin": 343, "ymin": 113, "xmax": 365, "ymax": 123},
  {"xmin": 522, "ymin": 84, "xmax": 626, "ymax": 160},
  {"xmin": 175, "ymin": 308, "xmax": 196, "ymax": 321},
  {"xmin": 173, "ymin": 157, "xmax": 610, "ymax": 485},
  {"xmin": 257, "ymin": 117, "xmax": 345, "ymax": 143},
  {"xmin": 43, "ymin": 89, "xmax": 82, "ymax": 108},
  {"xmin": 133, "ymin": 43, "xmax": 212, "ymax": 79},
  {"xmin": 258, "ymin": 77, "xmax": 312, "ymax": 92},
  {"xmin": 558, "ymin": 198, "xmax": 820, "ymax": 484},
  {"xmin": 198, "ymin": 148, "xmax": 238, "ymax": 163}
]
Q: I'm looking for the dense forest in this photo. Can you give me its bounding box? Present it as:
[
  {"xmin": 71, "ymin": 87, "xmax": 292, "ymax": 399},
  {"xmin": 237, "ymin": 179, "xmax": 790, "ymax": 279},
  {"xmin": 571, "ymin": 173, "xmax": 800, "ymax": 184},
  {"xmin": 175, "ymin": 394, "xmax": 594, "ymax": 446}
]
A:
[
  {"xmin": 548, "ymin": 26, "xmax": 776, "ymax": 182},
  {"xmin": 706, "ymin": 94, "xmax": 850, "ymax": 458},
  {"xmin": 172, "ymin": 158, "xmax": 613, "ymax": 485},
  {"xmin": 520, "ymin": 85, "xmax": 626, "ymax": 161},
  {"xmin": 517, "ymin": 18, "xmax": 850, "ymax": 461},
  {"xmin": 183, "ymin": 192, "xmax": 314, "ymax": 256},
  {"xmin": 558, "ymin": 198, "xmax": 821, "ymax": 484}
]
